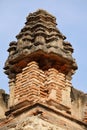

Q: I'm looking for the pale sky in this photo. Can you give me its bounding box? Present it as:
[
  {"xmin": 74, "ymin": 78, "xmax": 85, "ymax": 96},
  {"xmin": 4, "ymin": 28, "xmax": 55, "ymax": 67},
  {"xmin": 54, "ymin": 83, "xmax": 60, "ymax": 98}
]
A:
[{"xmin": 0, "ymin": 0, "xmax": 87, "ymax": 93}]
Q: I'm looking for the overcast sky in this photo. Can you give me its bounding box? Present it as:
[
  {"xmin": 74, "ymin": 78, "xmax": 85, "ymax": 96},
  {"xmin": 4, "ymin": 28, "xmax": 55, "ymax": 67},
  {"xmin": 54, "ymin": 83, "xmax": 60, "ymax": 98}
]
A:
[{"xmin": 0, "ymin": 0, "xmax": 87, "ymax": 93}]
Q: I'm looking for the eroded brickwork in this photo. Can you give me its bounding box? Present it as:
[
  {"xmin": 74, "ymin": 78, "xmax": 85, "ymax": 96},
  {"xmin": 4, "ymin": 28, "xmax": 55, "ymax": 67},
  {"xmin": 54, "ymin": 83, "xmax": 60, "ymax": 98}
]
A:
[
  {"xmin": 14, "ymin": 61, "xmax": 46, "ymax": 104},
  {"xmin": 10, "ymin": 61, "xmax": 71, "ymax": 113}
]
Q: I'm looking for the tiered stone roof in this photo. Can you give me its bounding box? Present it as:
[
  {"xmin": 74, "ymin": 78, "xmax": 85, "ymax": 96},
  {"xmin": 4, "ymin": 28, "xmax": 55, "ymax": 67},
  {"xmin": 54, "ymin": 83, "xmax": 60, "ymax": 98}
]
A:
[{"xmin": 4, "ymin": 9, "xmax": 77, "ymax": 79}]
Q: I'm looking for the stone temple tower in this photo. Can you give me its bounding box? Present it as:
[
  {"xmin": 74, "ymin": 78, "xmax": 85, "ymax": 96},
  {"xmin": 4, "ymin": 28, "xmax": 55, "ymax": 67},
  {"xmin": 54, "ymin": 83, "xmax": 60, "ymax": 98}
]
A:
[{"xmin": 0, "ymin": 9, "xmax": 87, "ymax": 130}]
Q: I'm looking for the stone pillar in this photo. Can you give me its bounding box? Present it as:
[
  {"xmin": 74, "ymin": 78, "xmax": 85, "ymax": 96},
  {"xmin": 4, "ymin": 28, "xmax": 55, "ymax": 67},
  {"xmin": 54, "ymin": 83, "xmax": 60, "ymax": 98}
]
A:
[{"xmin": 62, "ymin": 78, "xmax": 72, "ymax": 108}]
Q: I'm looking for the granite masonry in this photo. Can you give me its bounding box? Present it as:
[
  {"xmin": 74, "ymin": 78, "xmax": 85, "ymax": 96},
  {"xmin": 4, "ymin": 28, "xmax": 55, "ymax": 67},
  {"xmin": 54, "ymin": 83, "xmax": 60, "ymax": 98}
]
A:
[{"xmin": 0, "ymin": 9, "xmax": 87, "ymax": 130}]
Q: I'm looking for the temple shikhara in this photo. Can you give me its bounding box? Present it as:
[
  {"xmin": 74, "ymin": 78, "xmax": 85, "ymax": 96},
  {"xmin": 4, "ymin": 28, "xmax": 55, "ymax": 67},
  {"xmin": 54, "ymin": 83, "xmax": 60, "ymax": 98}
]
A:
[{"xmin": 0, "ymin": 9, "xmax": 87, "ymax": 130}]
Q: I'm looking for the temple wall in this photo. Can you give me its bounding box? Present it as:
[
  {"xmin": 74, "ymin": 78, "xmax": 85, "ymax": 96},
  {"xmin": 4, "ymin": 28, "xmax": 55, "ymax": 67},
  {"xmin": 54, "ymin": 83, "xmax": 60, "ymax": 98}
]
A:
[{"xmin": 0, "ymin": 89, "xmax": 9, "ymax": 119}]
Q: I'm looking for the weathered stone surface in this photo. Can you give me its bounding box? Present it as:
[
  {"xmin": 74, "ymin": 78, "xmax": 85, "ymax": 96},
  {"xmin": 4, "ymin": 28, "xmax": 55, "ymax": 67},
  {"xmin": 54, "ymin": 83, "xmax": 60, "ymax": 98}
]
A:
[
  {"xmin": 71, "ymin": 87, "xmax": 87, "ymax": 123},
  {"xmin": 0, "ymin": 110, "xmax": 87, "ymax": 130},
  {"xmin": 4, "ymin": 9, "xmax": 77, "ymax": 79},
  {"xmin": 0, "ymin": 89, "xmax": 9, "ymax": 119}
]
